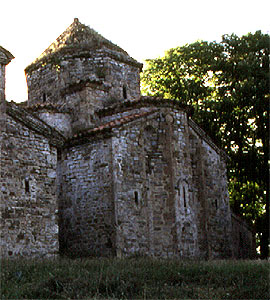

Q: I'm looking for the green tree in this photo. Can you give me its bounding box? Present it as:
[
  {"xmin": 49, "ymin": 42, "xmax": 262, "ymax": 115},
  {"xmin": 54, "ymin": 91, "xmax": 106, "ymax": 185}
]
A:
[{"xmin": 141, "ymin": 31, "xmax": 269, "ymax": 258}]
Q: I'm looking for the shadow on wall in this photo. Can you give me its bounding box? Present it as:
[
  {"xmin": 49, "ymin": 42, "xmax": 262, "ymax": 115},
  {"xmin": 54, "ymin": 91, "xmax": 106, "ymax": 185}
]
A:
[{"xmin": 231, "ymin": 213, "xmax": 256, "ymax": 259}]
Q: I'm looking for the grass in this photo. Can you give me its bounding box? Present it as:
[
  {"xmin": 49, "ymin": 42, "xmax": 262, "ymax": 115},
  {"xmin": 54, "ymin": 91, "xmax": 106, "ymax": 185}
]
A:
[{"xmin": 1, "ymin": 257, "xmax": 269, "ymax": 299}]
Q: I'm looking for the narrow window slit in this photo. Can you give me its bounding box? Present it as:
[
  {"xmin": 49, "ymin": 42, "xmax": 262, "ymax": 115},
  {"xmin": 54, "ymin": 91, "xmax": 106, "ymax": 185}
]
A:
[
  {"xmin": 25, "ymin": 178, "xmax": 30, "ymax": 193},
  {"xmin": 183, "ymin": 186, "xmax": 186, "ymax": 208},
  {"xmin": 123, "ymin": 85, "xmax": 127, "ymax": 99},
  {"xmin": 134, "ymin": 191, "xmax": 139, "ymax": 205}
]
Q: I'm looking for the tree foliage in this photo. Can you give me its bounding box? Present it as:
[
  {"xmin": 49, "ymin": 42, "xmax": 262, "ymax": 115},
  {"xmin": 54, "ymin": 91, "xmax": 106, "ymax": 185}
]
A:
[{"xmin": 141, "ymin": 31, "xmax": 269, "ymax": 258}]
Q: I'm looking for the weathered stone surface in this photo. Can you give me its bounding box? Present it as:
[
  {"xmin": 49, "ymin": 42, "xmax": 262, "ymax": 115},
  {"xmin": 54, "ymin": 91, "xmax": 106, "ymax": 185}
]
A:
[
  {"xmin": 0, "ymin": 64, "xmax": 5, "ymax": 103},
  {"xmin": 25, "ymin": 19, "xmax": 142, "ymax": 133},
  {"xmin": 231, "ymin": 213, "xmax": 256, "ymax": 259},
  {"xmin": 1, "ymin": 115, "xmax": 59, "ymax": 258},
  {"xmin": 0, "ymin": 20, "xmax": 255, "ymax": 259},
  {"xmin": 0, "ymin": 46, "xmax": 14, "ymax": 102},
  {"xmin": 58, "ymin": 137, "xmax": 115, "ymax": 257}
]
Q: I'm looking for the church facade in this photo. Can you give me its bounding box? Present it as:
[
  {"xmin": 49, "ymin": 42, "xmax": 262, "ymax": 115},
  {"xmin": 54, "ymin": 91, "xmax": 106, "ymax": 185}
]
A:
[{"xmin": 0, "ymin": 19, "xmax": 255, "ymax": 259}]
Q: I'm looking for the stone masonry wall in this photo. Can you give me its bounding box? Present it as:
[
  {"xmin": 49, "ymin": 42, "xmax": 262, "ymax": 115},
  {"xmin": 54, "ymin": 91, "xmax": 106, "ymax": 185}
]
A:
[
  {"xmin": 58, "ymin": 136, "xmax": 115, "ymax": 257},
  {"xmin": 112, "ymin": 108, "xmax": 199, "ymax": 258},
  {"xmin": 171, "ymin": 111, "xmax": 199, "ymax": 258},
  {"xmin": 26, "ymin": 50, "xmax": 141, "ymax": 132},
  {"xmin": 110, "ymin": 107, "xmax": 233, "ymax": 259},
  {"xmin": 0, "ymin": 64, "xmax": 5, "ymax": 102},
  {"xmin": 0, "ymin": 23, "xmax": 251, "ymax": 260},
  {"xmin": 188, "ymin": 131, "xmax": 209, "ymax": 259},
  {"xmin": 112, "ymin": 116, "xmax": 154, "ymax": 257},
  {"xmin": 189, "ymin": 122, "xmax": 232, "ymax": 259},
  {"xmin": 0, "ymin": 64, "xmax": 6, "ymax": 135},
  {"xmin": 231, "ymin": 213, "xmax": 256, "ymax": 259},
  {"xmin": 37, "ymin": 112, "xmax": 73, "ymax": 138},
  {"xmin": 201, "ymin": 140, "xmax": 232, "ymax": 259},
  {"xmin": 1, "ymin": 114, "xmax": 58, "ymax": 258},
  {"xmin": 0, "ymin": 100, "xmax": 236, "ymax": 259}
]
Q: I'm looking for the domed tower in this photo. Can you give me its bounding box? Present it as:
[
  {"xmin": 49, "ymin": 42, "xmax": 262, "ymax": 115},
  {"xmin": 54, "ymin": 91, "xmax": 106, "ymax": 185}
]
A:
[{"xmin": 25, "ymin": 18, "xmax": 143, "ymax": 130}]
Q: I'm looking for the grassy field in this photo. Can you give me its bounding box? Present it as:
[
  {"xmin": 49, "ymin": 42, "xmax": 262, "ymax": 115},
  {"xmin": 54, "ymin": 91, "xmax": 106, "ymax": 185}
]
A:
[{"xmin": 1, "ymin": 257, "xmax": 269, "ymax": 299}]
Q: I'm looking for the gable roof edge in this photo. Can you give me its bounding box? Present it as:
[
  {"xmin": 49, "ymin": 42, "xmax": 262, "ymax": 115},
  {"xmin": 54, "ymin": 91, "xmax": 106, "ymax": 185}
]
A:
[
  {"xmin": 6, "ymin": 101, "xmax": 66, "ymax": 148},
  {"xmin": 188, "ymin": 118, "xmax": 229, "ymax": 161}
]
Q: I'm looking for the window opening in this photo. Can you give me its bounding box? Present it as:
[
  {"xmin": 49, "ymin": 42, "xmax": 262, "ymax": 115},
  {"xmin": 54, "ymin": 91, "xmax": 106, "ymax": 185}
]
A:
[
  {"xmin": 215, "ymin": 199, "xmax": 218, "ymax": 209},
  {"xmin": 43, "ymin": 93, "xmax": 46, "ymax": 102},
  {"xmin": 134, "ymin": 191, "xmax": 139, "ymax": 205},
  {"xmin": 123, "ymin": 85, "xmax": 127, "ymax": 99},
  {"xmin": 183, "ymin": 186, "xmax": 187, "ymax": 208},
  {"xmin": 25, "ymin": 178, "xmax": 30, "ymax": 193},
  {"xmin": 57, "ymin": 149, "xmax": 62, "ymax": 161}
]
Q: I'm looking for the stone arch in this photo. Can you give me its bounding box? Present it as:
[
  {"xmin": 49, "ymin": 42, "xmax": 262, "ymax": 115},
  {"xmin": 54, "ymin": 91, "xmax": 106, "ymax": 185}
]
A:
[{"xmin": 176, "ymin": 178, "xmax": 189, "ymax": 212}]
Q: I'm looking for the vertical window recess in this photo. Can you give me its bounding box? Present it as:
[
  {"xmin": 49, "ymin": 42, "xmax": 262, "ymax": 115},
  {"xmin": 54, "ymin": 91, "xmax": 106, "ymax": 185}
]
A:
[
  {"xmin": 25, "ymin": 178, "xmax": 30, "ymax": 193},
  {"xmin": 134, "ymin": 191, "xmax": 139, "ymax": 205},
  {"xmin": 123, "ymin": 85, "xmax": 127, "ymax": 99},
  {"xmin": 183, "ymin": 186, "xmax": 187, "ymax": 208},
  {"xmin": 57, "ymin": 149, "xmax": 62, "ymax": 161}
]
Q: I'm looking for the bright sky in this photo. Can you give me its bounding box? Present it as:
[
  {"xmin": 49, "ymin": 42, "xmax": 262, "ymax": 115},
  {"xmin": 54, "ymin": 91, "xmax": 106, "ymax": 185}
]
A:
[{"xmin": 1, "ymin": 0, "xmax": 269, "ymax": 102}]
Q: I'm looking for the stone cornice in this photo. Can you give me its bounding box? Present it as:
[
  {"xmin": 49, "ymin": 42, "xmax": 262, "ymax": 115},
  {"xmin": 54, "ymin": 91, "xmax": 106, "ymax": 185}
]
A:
[
  {"xmin": 26, "ymin": 102, "xmax": 71, "ymax": 113},
  {"xmin": 25, "ymin": 47, "xmax": 143, "ymax": 74},
  {"xmin": 5, "ymin": 98, "xmax": 228, "ymax": 160},
  {"xmin": 64, "ymin": 109, "xmax": 157, "ymax": 148},
  {"xmin": 96, "ymin": 96, "xmax": 193, "ymax": 117}
]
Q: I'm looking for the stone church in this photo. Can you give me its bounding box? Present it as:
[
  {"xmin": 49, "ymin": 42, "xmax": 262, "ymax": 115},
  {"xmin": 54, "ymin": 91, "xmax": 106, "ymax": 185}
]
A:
[{"xmin": 0, "ymin": 19, "xmax": 255, "ymax": 259}]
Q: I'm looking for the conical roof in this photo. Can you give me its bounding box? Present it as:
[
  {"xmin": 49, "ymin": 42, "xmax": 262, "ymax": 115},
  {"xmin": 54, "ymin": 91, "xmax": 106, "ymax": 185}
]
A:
[
  {"xmin": 40, "ymin": 18, "xmax": 129, "ymax": 57},
  {"xmin": 0, "ymin": 46, "xmax": 14, "ymax": 65},
  {"xmin": 26, "ymin": 18, "xmax": 142, "ymax": 72}
]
